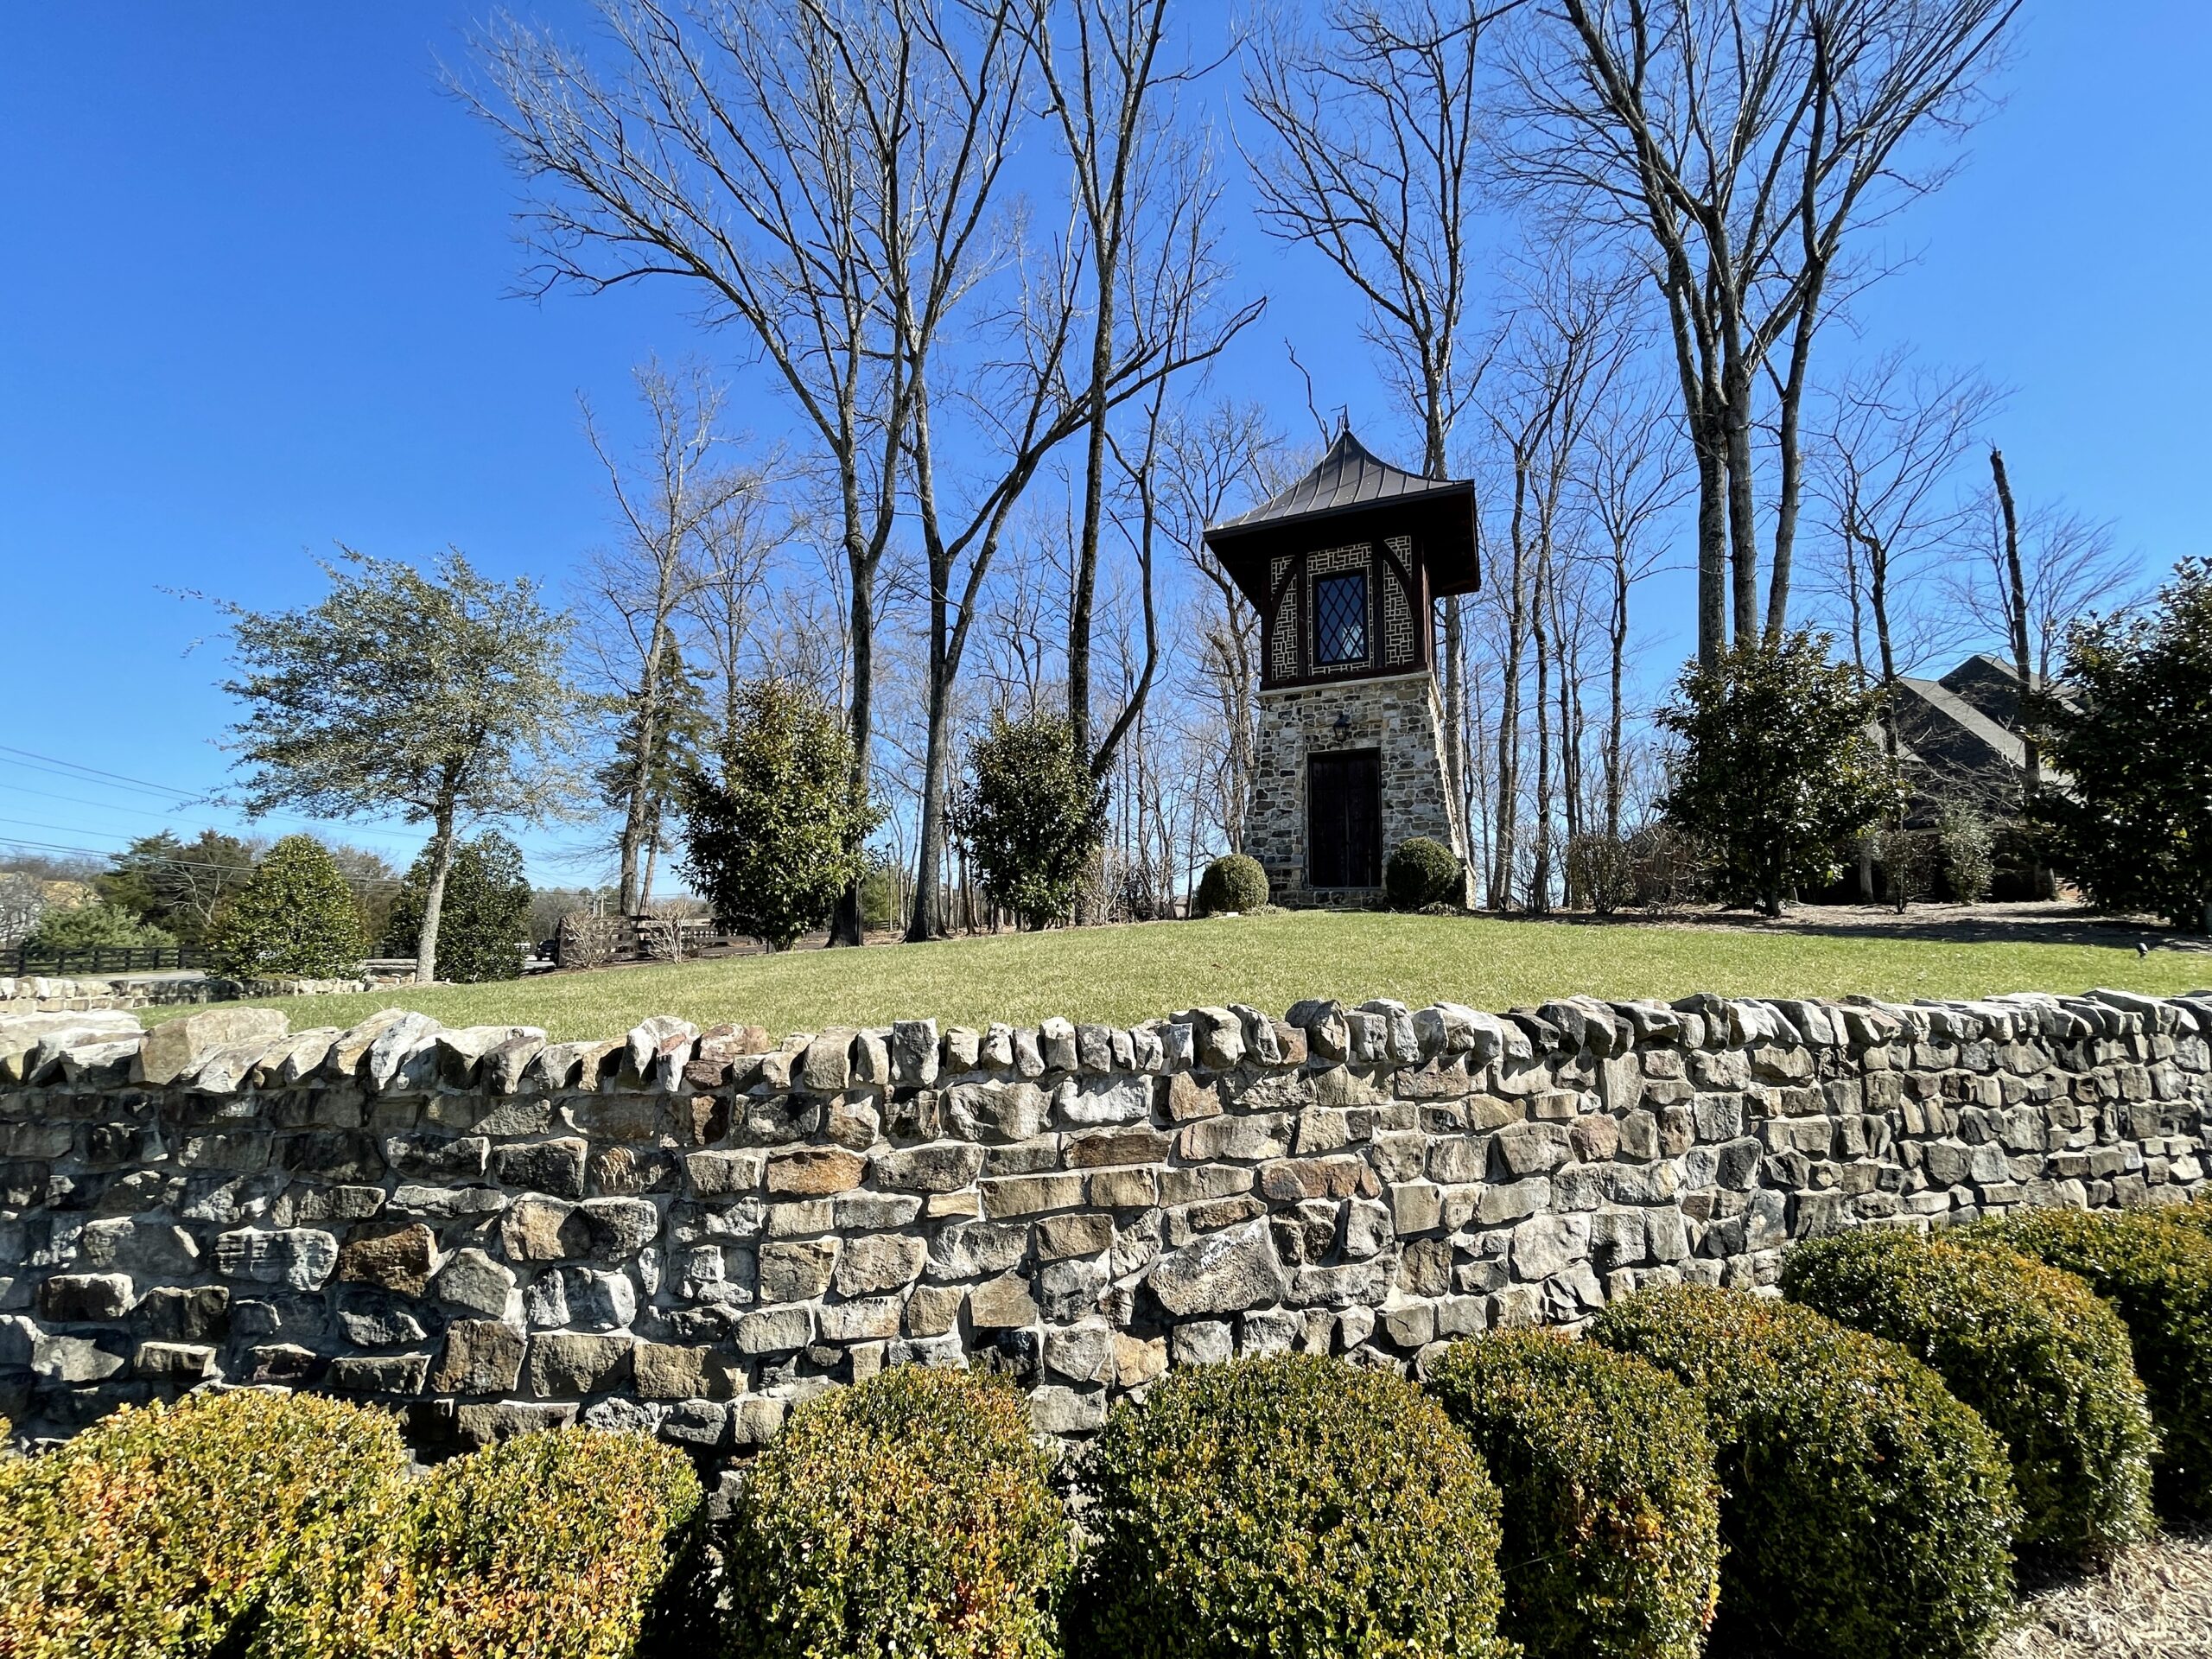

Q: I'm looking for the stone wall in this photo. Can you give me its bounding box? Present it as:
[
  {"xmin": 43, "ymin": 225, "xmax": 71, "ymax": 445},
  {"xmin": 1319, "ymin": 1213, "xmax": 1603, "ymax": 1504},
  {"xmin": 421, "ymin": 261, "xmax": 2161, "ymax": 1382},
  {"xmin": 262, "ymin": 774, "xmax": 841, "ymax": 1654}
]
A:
[
  {"xmin": 1245, "ymin": 671, "xmax": 1469, "ymax": 905},
  {"xmin": 3, "ymin": 987, "xmax": 2207, "ymax": 1462}
]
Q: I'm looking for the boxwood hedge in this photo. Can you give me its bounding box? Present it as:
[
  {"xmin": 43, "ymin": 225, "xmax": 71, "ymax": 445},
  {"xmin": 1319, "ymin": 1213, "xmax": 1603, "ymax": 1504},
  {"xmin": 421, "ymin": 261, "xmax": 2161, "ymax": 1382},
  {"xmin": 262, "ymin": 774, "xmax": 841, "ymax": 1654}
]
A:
[
  {"xmin": 1424, "ymin": 1331, "xmax": 1722, "ymax": 1659},
  {"xmin": 263, "ymin": 1425, "xmax": 702, "ymax": 1659},
  {"xmin": 1962, "ymin": 1205, "xmax": 2212, "ymax": 1519},
  {"xmin": 0, "ymin": 1389, "xmax": 407, "ymax": 1659},
  {"xmin": 1783, "ymin": 1228, "xmax": 2156, "ymax": 1562},
  {"xmin": 1068, "ymin": 1354, "xmax": 1510, "ymax": 1659},
  {"xmin": 1590, "ymin": 1283, "xmax": 2018, "ymax": 1659},
  {"xmin": 1193, "ymin": 855, "xmax": 1268, "ymax": 916},
  {"xmin": 724, "ymin": 1366, "xmax": 1072, "ymax": 1659}
]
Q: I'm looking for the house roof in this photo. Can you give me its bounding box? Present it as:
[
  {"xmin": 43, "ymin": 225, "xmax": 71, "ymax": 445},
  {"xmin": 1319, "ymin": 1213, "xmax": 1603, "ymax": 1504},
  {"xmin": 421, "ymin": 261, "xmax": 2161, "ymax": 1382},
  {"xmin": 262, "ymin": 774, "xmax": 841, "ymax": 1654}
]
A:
[{"xmin": 1200, "ymin": 428, "xmax": 1480, "ymax": 607}]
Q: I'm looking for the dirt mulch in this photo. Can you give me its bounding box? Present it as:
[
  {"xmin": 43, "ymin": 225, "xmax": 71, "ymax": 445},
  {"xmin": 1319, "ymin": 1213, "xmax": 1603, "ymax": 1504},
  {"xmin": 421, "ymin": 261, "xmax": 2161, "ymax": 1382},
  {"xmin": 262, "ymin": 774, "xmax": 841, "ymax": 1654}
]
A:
[{"xmin": 1995, "ymin": 1532, "xmax": 2212, "ymax": 1659}]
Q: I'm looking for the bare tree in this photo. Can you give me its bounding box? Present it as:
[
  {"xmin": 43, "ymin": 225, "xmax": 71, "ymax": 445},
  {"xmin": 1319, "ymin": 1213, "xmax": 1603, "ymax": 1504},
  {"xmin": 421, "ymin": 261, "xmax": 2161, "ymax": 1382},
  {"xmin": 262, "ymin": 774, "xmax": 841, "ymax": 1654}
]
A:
[
  {"xmin": 573, "ymin": 360, "xmax": 764, "ymax": 912},
  {"xmin": 1579, "ymin": 376, "xmax": 1687, "ymax": 842},
  {"xmin": 1032, "ymin": 0, "xmax": 1264, "ymax": 779},
  {"xmin": 468, "ymin": 0, "xmax": 1008, "ymax": 944},
  {"xmin": 1949, "ymin": 474, "xmax": 2140, "ymax": 783},
  {"xmin": 1246, "ymin": 0, "xmax": 1502, "ymax": 812},
  {"xmin": 1168, "ymin": 401, "xmax": 1286, "ymax": 852},
  {"xmin": 1809, "ymin": 351, "xmax": 2002, "ymax": 785},
  {"xmin": 1503, "ymin": 0, "xmax": 2019, "ymax": 663}
]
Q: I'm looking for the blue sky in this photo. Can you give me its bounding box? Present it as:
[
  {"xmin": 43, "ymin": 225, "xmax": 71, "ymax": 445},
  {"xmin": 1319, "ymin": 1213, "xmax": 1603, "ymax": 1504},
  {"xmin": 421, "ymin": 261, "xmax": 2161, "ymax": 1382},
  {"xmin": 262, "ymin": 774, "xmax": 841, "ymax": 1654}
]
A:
[{"xmin": 1, "ymin": 2, "xmax": 2201, "ymax": 887}]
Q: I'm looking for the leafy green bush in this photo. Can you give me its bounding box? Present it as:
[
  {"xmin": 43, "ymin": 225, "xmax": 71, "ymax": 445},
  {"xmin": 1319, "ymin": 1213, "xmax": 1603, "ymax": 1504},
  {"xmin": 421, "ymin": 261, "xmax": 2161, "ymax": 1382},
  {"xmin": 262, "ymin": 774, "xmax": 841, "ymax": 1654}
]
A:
[
  {"xmin": 725, "ymin": 1366, "xmax": 1070, "ymax": 1659},
  {"xmin": 207, "ymin": 834, "xmax": 367, "ymax": 980},
  {"xmin": 1935, "ymin": 801, "xmax": 1996, "ymax": 902},
  {"xmin": 1383, "ymin": 836, "xmax": 1462, "ymax": 910},
  {"xmin": 681, "ymin": 676, "xmax": 879, "ymax": 950},
  {"xmin": 950, "ymin": 709, "xmax": 1108, "ymax": 930},
  {"xmin": 0, "ymin": 1390, "xmax": 406, "ymax": 1659},
  {"xmin": 1782, "ymin": 1228, "xmax": 2155, "ymax": 1562},
  {"xmin": 1424, "ymin": 1331, "xmax": 1721, "ymax": 1659},
  {"xmin": 1068, "ymin": 1354, "xmax": 1510, "ymax": 1659},
  {"xmin": 264, "ymin": 1426, "xmax": 702, "ymax": 1659},
  {"xmin": 22, "ymin": 899, "xmax": 177, "ymax": 954},
  {"xmin": 1589, "ymin": 1283, "xmax": 2018, "ymax": 1659},
  {"xmin": 383, "ymin": 831, "xmax": 533, "ymax": 982},
  {"xmin": 1656, "ymin": 631, "xmax": 1895, "ymax": 917},
  {"xmin": 1193, "ymin": 854, "xmax": 1268, "ymax": 916},
  {"xmin": 1962, "ymin": 1206, "xmax": 2212, "ymax": 1518}
]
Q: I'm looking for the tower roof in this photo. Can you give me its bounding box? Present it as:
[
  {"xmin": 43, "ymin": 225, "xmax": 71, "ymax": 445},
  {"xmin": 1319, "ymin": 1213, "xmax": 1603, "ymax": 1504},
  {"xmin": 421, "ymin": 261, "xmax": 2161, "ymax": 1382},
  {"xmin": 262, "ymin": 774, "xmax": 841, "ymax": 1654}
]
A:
[{"xmin": 1201, "ymin": 428, "xmax": 1478, "ymax": 607}]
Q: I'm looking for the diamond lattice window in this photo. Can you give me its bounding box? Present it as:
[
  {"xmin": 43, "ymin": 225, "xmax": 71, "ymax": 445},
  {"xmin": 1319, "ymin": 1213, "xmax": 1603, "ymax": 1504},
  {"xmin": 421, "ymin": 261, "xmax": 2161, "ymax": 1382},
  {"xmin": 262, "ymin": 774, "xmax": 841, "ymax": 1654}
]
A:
[{"xmin": 1313, "ymin": 571, "xmax": 1369, "ymax": 666}]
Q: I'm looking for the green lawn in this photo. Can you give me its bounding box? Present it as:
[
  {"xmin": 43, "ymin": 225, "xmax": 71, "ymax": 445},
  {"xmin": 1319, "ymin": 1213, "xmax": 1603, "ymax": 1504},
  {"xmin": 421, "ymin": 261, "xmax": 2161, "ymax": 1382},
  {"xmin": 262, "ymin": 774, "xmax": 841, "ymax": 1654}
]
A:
[{"xmin": 135, "ymin": 912, "xmax": 2211, "ymax": 1044}]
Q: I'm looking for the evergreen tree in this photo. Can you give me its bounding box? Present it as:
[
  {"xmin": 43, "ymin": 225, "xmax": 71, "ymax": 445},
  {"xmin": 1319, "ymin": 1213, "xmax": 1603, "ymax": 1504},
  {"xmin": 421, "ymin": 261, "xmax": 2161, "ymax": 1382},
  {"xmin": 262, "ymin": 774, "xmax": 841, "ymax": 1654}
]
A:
[
  {"xmin": 680, "ymin": 678, "xmax": 877, "ymax": 950},
  {"xmin": 950, "ymin": 710, "xmax": 1109, "ymax": 930},
  {"xmin": 204, "ymin": 836, "xmax": 365, "ymax": 980},
  {"xmin": 593, "ymin": 639, "xmax": 711, "ymax": 912},
  {"xmin": 95, "ymin": 830, "xmax": 259, "ymax": 944},
  {"xmin": 1658, "ymin": 632, "xmax": 1896, "ymax": 916},
  {"xmin": 2039, "ymin": 558, "xmax": 2212, "ymax": 931},
  {"xmin": 23, "ymin": 901, "xmax": 177, "ymax": 956},
  {"xmin": 383, "ymin": 833, "xmax": 534, "ymax": 982}
]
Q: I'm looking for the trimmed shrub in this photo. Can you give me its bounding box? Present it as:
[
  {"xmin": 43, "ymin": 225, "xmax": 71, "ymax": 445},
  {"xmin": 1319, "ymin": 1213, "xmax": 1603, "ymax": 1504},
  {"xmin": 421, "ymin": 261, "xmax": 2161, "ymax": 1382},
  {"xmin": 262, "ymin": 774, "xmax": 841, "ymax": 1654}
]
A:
[
  {"xmin": 1068, "ymin": 1354, "xmax": 1510, "ymax": 1659},
  {"xmin": 1783, "ymin": 1229, "xmax": 2155, "ymax": 1562},
  {"xmin": 0, "ymin": 1390, "xmax": 406, "ymax": 1659},
  {"xmin": 1194, "ymin": 854, "xmax": 1268, "ymax": 916},
  {"xmin": 724, "ymin": 1366, "xmax": 1069, "ymax": 1659},
  {"xmin": 1383, "ymin": 836, "xmax": 1462, "ymax": 910},
  {"xmin": 1962, "ymin": 1205, "xmax": 2212, "ymax": 1519},
  {"xmin": 1425, "ymin": 1331, "xmax": 1722, "ymax": 1659},
  {"xmin": 264, "ymin": 1425, "xmax": 702, "ymax": 1659},
  {"xmin": 22, "ymin": 898, "xmax": 177, "ymax": 954},
  {"xmin": 1589, "ymin": 1283, "xmax": 2018, "ymax": 1659},
  {"xmin": 207, "ymin": 834, "xmax": 367, "ymax": 980}
]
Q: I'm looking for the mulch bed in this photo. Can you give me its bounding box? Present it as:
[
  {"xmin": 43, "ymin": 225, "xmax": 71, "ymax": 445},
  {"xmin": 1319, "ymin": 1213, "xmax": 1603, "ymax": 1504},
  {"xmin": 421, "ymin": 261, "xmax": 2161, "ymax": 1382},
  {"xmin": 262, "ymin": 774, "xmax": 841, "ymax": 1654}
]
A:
[{"xmin": 1996, "ymin": 1532, "xmax": 2212, "ymax": 1659}]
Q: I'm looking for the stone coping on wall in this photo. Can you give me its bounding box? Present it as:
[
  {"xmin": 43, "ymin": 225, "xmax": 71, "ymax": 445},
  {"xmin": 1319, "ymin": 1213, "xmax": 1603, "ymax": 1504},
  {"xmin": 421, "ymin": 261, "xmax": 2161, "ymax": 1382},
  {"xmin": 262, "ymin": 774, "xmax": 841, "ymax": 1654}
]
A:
[{"xmin": 3, "ymin": 986, "xmax": 2209, "ymax": 1461}]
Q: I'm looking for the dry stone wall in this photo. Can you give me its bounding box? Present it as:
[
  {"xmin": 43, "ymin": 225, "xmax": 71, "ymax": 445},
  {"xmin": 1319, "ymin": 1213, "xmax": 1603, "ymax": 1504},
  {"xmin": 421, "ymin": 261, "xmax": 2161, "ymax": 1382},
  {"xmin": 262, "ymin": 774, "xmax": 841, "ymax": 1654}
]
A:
[{"xmin": 3, "ymin": 987, "xmax": 2209, "ymax": 1462}]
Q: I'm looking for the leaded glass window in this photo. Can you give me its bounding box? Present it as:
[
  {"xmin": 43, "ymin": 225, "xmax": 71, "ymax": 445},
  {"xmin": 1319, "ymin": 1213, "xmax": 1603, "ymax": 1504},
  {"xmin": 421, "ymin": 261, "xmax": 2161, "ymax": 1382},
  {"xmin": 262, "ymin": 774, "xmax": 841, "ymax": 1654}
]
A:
[{"xmin": 1313, "ymin": 571, "xmax": 1369, "ymax": 665}]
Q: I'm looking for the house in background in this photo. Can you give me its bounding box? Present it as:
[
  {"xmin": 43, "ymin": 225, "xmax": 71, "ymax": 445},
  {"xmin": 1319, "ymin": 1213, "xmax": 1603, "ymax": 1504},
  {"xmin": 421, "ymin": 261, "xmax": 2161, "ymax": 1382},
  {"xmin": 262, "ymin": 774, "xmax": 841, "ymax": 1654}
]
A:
[
  {"xmin": 1891, "ymin": 653, "xmax": 2069, "ymax": 826},
  {"xmin": 1203, "ymin": 429, "xmax": 1478, "ymax": 906}
]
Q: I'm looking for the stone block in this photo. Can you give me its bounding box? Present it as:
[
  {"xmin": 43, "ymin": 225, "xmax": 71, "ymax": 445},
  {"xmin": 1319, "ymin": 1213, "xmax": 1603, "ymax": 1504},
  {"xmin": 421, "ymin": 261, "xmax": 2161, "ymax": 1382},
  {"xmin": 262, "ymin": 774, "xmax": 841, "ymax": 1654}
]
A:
[
  {"xmin": 1146, "ymin": 1217, "xmax": 1283, "ymax": 1318},
  {"xmin": 871, "ymin": 1142, "xmax": 984, "ymax": 1193},
  {"xmin": 432, "ymin": 1319, "xmax": 527, "ymax": 1395},
  {"xmin": 766, "ymin": 1147, "xmax": 868, "ymax": 1197},
  {"xmin": 760, "ymin": 1239, "xmax": 839, "ymax": 1303},
  {"xmin": 214, "ymin": 1227, "xmax": 338, "ymax": 1291},
  {"xmin": 981, "ymin": 1173, "xmax": 1084, "ymax": 1218},
  {"xmin": 527, "ymin": 1332, "xmax": 635, "ymax": 1397},
  {"xmin": 968, "ymin": 1273, "xmax": 1039, "ymax": 1330},
  {"xmin": 139, "ymin": 1007, "xmax": 289, "ymax": 1087},
  {"xmin": 338, "ymin": 1224, "xmax": 438, "ymax": 1297},
  {"xmin": 38, "ymin": 1272, "xmax": 135, "ymax": 1321},
  {"xmin": 492, "ymin": 1139, "xmax": 588, "ymax": 1199},
  {"xmin": 832, "ymin": 1233, "xmax": 926, "ymax": 1297}
]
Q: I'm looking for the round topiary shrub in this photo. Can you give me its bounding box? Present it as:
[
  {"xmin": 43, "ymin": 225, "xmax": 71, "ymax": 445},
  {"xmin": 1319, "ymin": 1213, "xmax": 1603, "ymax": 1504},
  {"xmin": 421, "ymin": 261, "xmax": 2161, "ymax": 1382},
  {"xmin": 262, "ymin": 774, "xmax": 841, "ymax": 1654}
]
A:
[
  {"xmin": 1424, "ymin": 1331, "xmax": 1722, "ymax": 1659},
  {"xmin": 1068, "ymin": 1353, "xmax": 1510, "ymax": 1659},
  {"xmin": 1589, "ymin": 1283, "xmax": 2018, "ymax": 1659},
  {"xmin": 0, "ymin": 1390, "xmax": 407, "ymax": 1659},
  {"xmin": 1961, "ymin": 1205, "xmax": 2212, "ymax": 1520},
  {"xmin": 1384, "ymin": 836, "xmax": 1462, "ymax": 910},
  {"xmin": 1783, "ymin": 1228, "xmax": 2155, "ymax": 1563},
  {"xmin": 265, "ymin": 1425, "xmax": 703, "ymax": 1659},
  {"xmin": 725, "ymin": 1366, "xmax": 1071, "ymax": 1659},
  {"xmin": 1193, "ymin": 853, "xmax": 1268, "ymax": 917}
]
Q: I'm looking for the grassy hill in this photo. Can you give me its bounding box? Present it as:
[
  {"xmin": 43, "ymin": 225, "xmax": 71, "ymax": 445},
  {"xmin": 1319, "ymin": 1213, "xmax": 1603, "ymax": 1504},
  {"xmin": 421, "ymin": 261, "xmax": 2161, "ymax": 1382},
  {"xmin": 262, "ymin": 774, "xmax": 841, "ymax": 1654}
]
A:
[{"xmin": 136, "ymin": 910, "xmax": 2209, "ymax": 1044}]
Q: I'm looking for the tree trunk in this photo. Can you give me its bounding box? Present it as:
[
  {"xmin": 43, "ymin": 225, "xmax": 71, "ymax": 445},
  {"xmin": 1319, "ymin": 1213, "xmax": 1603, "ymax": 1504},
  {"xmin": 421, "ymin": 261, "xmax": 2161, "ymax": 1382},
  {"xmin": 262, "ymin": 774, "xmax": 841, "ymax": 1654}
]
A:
[
  {"xmin": 412, "ymin": 804, "xmax": 459, "ymax": 985},
  {"xmin": 1691, "ymin": 416, "xmax": 1728, "ymax": 666},
  {"xmin": 1605, "ymin": 546, "xmax": 1628, "ymax": 842},
  {"xmin": 1989, "ymin": 448, "xmax": 2038, "ymax": 795},
  {"xmin": 1530, "ymin": 554, "xmax": 1553, "ymax": 915},
  {"xmin": 1723, "ymin": 356, "xmax": 1761, "ymax": 645},
  {"xmin": 616, "ymin": 626, "xmax": 666, "ymax": 914},
  {"xmin": 832, "ymin": 550, "xmax": 874, "ymax": 947}
]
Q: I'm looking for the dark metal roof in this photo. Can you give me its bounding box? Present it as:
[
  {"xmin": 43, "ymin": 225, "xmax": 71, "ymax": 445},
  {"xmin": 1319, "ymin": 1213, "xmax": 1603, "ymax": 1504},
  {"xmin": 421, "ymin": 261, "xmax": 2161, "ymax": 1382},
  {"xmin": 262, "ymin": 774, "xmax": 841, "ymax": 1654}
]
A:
[{"xmin": 1205, "ymin": 429, "xmax": 1473, "ymax": 539}]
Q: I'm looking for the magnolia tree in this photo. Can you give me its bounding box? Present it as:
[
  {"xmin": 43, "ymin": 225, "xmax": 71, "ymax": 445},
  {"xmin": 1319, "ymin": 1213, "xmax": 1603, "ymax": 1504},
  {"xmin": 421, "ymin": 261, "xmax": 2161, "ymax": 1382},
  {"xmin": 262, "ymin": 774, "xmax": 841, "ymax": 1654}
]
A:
[
  {"xmin": 2041, "ymin": 559, "xmax": 2212, "ymax": 932},
  {"xmin": 680, "ymin": 678, "xmax": 879, "ymax": 950},
  {"xmin": 205, "ymin": 836, "xmax": 366, "ymax": 982},
  {"xmin": 1657, "ymin": 632, "xmax": 1895, "ymax": 916},
  {"xmin": 951, "ymin": 710, "xmax": 1109, "ymax": 930},
  {"xmin": 384, "ymin": 833, "xmax": 534, "ymax": 983}
]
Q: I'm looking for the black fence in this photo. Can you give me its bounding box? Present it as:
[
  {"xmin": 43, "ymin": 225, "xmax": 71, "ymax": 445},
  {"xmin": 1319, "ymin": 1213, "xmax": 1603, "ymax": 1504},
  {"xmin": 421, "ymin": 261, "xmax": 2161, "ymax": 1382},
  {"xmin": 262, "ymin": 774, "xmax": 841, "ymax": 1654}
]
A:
[{"xmin": 3, "ymin": 945, "xmax": 207, "ymax": 977}]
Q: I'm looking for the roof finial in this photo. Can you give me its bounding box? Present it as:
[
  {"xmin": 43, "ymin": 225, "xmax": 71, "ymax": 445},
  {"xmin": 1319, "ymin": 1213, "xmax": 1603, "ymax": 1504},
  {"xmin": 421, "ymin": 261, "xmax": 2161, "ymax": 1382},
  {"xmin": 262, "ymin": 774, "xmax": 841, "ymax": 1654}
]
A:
[{"xmin": 1336, "ymin": 404, "xmax": 1351, "ymax": 436}]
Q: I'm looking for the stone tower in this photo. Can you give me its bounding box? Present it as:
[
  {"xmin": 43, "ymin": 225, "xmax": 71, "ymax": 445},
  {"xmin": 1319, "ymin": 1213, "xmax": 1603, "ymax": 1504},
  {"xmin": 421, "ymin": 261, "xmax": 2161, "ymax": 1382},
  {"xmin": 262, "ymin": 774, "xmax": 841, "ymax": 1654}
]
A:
[{"xmin": 1202, "ymin": 429, "xmax": 1478, "ymax": 906}]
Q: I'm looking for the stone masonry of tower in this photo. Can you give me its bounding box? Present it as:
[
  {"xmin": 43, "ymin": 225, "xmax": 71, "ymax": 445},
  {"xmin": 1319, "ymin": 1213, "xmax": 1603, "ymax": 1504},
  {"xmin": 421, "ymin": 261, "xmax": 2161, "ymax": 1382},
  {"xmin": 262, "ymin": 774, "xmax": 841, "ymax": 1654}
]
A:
[{"xmin": 1244, "ymin": 671, "xmax": 1469, "ymax": 906}]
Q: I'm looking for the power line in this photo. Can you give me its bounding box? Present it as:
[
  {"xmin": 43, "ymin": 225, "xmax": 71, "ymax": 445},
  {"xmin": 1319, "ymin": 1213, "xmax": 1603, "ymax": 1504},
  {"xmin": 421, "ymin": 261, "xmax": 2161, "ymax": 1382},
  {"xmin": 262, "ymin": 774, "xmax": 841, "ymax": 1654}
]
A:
[
  {"xmin": 0, "ymin": 745, "xmax": 203, "ymax": 800},
  {"xmin": 0, "ymin": 780, "xmax": 423, "ymax": 853},
  {"xmin": 0, "ymin": 834, "xmax": 411, "ymax": 893}
]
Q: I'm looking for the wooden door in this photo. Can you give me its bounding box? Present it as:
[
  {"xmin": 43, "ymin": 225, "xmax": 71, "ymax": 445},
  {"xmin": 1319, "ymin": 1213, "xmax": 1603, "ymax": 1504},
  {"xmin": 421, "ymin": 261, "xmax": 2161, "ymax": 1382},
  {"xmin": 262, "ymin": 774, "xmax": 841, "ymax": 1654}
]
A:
[{"xmin": 1307, "ymin": 749, "xmax": 1382, "ymax": 887}]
